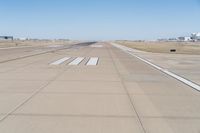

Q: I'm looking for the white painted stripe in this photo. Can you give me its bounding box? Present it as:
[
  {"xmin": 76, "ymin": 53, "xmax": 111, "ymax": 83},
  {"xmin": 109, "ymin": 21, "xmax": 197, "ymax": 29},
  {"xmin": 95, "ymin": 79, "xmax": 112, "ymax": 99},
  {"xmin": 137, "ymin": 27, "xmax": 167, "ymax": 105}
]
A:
[
  {"xmin": 50, "ymin": 57, "xmax": 70, "ymax": 65},
  {"xmin": 87, "ymin": 57, "xmax": 99, "ymax": 66},
  {"xmin": 47, "ymin": 45, "xmax": 62, "ymax": 48},
  {"xmin": 91, "ymin": 45, "xmax": 103, "ymax": 48},
  {"xmin": 111, "ymin": 43, "xmax": 200, "ymax": 92},
  {"xmin": 68, "ymin": 57, "xmax": 84, "ymax": 65}
]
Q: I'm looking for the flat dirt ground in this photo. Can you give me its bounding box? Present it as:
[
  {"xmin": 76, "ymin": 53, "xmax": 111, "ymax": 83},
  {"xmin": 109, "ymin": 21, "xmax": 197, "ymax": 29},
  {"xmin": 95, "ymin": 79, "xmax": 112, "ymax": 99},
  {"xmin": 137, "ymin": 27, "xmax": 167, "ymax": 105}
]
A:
[
  {"xmin": 116, "ymin": 41, "xmax": 200, "ymax": 55},
  {"xmin": 0, "ymin": 40, "xmax": 77, "ymax": 48}
]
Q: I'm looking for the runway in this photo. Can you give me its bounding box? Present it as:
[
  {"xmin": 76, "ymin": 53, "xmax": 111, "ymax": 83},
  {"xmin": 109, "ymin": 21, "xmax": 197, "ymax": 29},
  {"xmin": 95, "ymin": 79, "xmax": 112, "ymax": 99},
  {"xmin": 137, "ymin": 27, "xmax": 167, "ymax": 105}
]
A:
[{"xmin": 0, "ymin": 42, "xmax": 199, "ymax": 133}]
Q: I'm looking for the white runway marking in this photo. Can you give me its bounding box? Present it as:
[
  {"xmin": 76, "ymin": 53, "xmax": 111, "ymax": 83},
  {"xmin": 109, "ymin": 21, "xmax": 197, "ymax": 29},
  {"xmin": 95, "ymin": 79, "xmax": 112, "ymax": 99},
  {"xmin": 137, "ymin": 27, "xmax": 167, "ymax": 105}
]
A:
[
  {"xmin": 111, "ymin": 43, "xmax": 200, "ymax": 92},
  {"xmin": 47, "ymin": 45, "xmax": 62, "ymax": 48},
  {"xmin": 86, "ymin": 57, "xmax": 99, "ymax": 66},
  {"xmin": 91, "ymin": 45, "xmax": 103, "ymax": 48},
  {"xmin": 68, "ymin": 57, "xmax": 85, "ymax": 65},
  {"xmin": 50, "ymin": 57, "xmax": 70, "ymax": 65}
]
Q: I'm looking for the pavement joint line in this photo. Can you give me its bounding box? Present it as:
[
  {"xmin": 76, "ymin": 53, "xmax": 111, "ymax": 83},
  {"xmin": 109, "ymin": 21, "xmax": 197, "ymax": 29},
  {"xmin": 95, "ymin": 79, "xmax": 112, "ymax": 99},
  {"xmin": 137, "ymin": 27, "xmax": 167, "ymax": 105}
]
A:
[
  {"xmin": 0, "ymin": 79, "xmax": 120, "ymax": 82},
  {"xmin": 3, "ymin": 113, "xmax": 200, "ymax": 119},
  {"xmin": 5, "ymin": 114, "xmax": 200, "ymax": 120},
  {"xmin": 8, "ymin": 113, "xmax": 135, "ymax": 118},
  {"xmin": 37, "ymin": 92, "xmax": 127, "ymax": 95},
  {"xmin": 129, "ymin": 93, "xmax": 199, "ymax": 96},
  {"xmin": 139, "ymin": 116, "xmax": 200, "ymax": 119},
  {"xmin": 0, "ymin": 79, "xmax": 51, "ymax": 81},
  {"xmin": 0, "ymin": 47, "xmax": 94, "ymax": 123},
  {"xmin": 0, "ymin": 92, "xmax": 38, "ymax": 94},
  {"xmin": 107, "ymin": 44, "xmax": 147, "ymax": 133},
  {"xmin": 56, "ymin": 79, "xmax": 120, "ymax": 82},
  {"xmin": 47, "ymin": 80, "xmax": 120, "ymax": 83},
  {"xmin": 0, "ymin": 91, "xmax": 197, "ymax": 96},
  {"xmin": 111, "ymin": 43, "xmax": 200, "ymax": 92}
]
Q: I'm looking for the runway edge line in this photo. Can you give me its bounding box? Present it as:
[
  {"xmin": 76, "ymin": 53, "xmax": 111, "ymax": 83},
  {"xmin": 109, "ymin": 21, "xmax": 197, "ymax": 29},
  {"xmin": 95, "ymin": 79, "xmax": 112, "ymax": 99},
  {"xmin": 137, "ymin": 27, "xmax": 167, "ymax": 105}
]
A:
[{"xmin": 111, "ymin": 42, "xmax": 200, "ymax": 92}]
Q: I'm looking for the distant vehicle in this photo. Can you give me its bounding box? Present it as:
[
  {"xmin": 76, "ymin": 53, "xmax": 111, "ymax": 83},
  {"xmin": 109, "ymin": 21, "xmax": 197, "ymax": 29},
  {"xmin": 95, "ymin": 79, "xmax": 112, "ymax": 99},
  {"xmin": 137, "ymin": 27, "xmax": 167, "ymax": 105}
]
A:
[{"xmin": 0, "ymin": 36, "xmax": 13, "ymax": 40}]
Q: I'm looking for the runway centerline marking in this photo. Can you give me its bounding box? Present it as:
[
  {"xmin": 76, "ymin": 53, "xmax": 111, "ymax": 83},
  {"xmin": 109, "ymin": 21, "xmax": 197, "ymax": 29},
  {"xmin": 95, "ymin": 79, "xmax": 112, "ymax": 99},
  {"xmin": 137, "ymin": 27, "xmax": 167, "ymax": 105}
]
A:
[
  {"xmin": 68, "ymin": 57, "xmax": 85, "ymax": 65},
  {"xmin": 50, "ymin": 57, "xmax": 70, "ymax": 65},
  {"xmin": 86, "ymin": 57, "xmax": 99, "ymax": 66},
  {"xmin": 111, "ymin": 43, "xmax": 200, "ymax": 92}
]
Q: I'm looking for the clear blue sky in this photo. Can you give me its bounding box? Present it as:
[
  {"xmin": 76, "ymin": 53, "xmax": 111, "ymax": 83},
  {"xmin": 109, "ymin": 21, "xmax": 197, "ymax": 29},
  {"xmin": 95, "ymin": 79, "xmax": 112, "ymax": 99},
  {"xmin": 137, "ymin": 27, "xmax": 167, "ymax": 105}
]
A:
[{"xmin": 0, "ymin": 0, "xmax": 200, "ymax": 40}]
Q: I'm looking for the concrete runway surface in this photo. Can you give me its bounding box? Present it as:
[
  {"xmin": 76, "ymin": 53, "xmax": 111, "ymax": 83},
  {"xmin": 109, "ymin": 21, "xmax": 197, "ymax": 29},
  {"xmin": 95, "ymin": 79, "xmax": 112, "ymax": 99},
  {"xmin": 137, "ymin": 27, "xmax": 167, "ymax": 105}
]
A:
[{"xmin": 0, "ymin": 42, "xmax": 200, "ymax": 133}]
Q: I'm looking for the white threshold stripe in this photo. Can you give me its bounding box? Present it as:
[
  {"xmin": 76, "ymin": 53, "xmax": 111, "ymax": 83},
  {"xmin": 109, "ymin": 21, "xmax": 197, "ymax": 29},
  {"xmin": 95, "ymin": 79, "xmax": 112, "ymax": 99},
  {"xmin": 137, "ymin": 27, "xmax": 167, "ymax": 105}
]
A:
[
  {"xmin": 86, "ymin": 57, "xmax": 99, "ymax": 66},
  {"xmin": 68, "ymin": 57, "xmax": 85, "ymax": 65},
  {"xmin": 111, "ymin": 43, "xmax": 200, "ymax": 92},
  {"xmin": 50, "ymin": 57, "xmax": 70, "ymax": 65}
]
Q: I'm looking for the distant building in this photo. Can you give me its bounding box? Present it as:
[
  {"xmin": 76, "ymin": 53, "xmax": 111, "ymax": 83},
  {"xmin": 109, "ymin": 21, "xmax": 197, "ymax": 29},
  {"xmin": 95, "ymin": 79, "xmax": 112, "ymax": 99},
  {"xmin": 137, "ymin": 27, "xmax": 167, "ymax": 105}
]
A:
[
  {"xmin": 19, "ymin": 38, "xmax": 28, "ymax": 41},
  {"xmin": 178, "ymin": 36, "xmax": 191, "ymax": 41},
  {"xmin": 0, "ymin": 36, "xmax": 13, "ymax": 40},
  {"xmin": 191, "ymin": 33, "xmax": 200, "ymax": 41},
  {"xmin": 157, "ymin": 38, "xmax": 168, "ymax": 42},
  {"xmin": 168, "ymin": 38, "xmax": 178, "ymax": 41}
]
